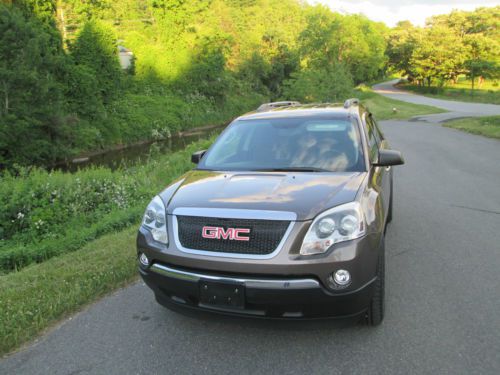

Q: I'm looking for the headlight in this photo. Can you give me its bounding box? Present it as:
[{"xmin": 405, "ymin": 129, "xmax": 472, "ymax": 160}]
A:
[
  {"xmin": 142, "ymin": 196, "xmax": 168, "ymax": 244},
  {"xmin": 300, "ymin": 202, "xmax": 365, "ymax": 256}
]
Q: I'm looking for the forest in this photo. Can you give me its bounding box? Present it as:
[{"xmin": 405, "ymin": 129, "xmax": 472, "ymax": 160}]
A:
[{"xmin": 1, "ymin": 0, "xmax": 497, "ymax": 170}]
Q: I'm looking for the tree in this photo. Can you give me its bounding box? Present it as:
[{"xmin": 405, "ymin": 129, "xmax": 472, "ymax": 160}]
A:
[
  {"xmin": 298, "ymin": 6, "xmax": 387, "ymax": 83},
  {"xmin": 410, "ymin": 25, "xmax": 466, "ymax": 87},
  {"xmin": 0, "ymin": 4, "xmax": 70, "ymax": 167},
  {"xmin": 70, "ymin": 19, "xmax": 122, "ymax": 104},
  {"xmin": 282, "ymin": 64, "xmax": 353, "ymax": 103},
  {"xmin": 386, "ymin": 21, "xmax": 419, "ymax": 79},
  {"xmin": 464, "ymin": 34, "xmax": 499, "ymax": 92}
]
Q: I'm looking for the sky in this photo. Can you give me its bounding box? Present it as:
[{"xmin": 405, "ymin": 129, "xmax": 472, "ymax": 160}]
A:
[{"xmin": 310, "ymin": 0, "xmax": 500, "ymax": 26}]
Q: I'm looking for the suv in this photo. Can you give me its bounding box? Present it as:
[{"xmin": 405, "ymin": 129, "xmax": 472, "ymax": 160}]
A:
[{"xmin": 137, "ymin": 99, "xmax": 404, "ymax": 325}]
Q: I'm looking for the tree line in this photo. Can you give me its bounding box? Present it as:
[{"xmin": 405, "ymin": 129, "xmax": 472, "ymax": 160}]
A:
[
  {"xmin": 0, "ymin": 1, "xmax": 498, "ymax": 169},
  {"xmin": 387, "ymin": 7, "xmax": 499, "ymax": 88}
]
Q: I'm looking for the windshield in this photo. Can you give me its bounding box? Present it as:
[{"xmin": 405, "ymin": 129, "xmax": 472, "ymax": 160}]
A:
[{"xmin": 199, "ymin": 116, "xmax": 365, "ymax": 172}]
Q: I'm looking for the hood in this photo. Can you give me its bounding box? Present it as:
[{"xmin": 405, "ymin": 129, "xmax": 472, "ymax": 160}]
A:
[{"xmin": 161, "ymin": 170, "xmax": 366, "ymax": 221}]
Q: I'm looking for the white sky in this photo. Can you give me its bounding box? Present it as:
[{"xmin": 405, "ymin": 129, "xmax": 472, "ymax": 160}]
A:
[{"xmin": 309, "ymin": 0, "xmax": 500, "ymax": 26}]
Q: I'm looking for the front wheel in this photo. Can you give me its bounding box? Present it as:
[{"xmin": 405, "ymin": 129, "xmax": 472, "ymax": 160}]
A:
[{"xmin": 366, "ymin": 239, "xmax": 385, "ymax": 326}]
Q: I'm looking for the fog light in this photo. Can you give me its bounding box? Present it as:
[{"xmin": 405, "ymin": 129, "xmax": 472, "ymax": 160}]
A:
[
  {"xmin": 139, "ymin": 252, "xmax": 150, "ymax": 267},
  {"xmin": 328, "ymin": 269, "xmax": 351, "ymax": 289}
]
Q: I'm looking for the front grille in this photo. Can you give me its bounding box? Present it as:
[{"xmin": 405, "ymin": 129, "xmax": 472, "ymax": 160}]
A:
[{"xmin": 176, "ymin": 215, "xmax": 290, "ymax": 255}]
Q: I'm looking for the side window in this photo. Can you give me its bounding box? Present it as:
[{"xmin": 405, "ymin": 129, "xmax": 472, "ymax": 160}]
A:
[
  {"xmin": 364, "ymin": 114, "xmax": 378, "ymax": 161},
  {"xmin": 371, "ymin": 115, "xmax": 384, "ymax": 143}
]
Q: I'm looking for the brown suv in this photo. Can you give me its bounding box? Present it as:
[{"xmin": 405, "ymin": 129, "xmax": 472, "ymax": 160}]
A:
[{"xmin": 137, "ymin": 99, "xmax": 404, "ymax": 325}]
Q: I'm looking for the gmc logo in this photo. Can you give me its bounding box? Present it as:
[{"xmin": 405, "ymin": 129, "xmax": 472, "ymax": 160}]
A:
[{"xmin": 202, "ymin": 226, "xmax": 250, "ymax": 241}]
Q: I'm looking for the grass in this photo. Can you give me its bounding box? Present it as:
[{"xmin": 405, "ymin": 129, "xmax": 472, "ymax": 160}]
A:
[
  {"xmin": 0, "ymin": 227, "xmax": 138, "ymax": 356},
  {"xmin": 355, "ymin": 85, "xmax": 445, "ymax": 120},
  {"xmin": 443, "ymin": 116, "xmax": 500, "ymax": 139},
  {"xmin": 397, "ymin": 78, "xmax": 500, "ymax": 105}
]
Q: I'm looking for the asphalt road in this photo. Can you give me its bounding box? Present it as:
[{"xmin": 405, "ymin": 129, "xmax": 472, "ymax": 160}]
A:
[
  {"xmin": 1, "ymin": 91, "xmax": 500, "ymax": 374},
  {"xmin": 373, "ymin": 79, "xmax": 500, "ymax": 122}
]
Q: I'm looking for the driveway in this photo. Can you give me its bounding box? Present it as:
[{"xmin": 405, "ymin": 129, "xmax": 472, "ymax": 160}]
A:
[{"xmin": 373, "ymin": 79, "xmax": 500, "ymax": 122}]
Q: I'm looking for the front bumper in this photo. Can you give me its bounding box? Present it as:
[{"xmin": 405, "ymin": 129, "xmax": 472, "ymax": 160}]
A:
[
  {"xmin": 139, "ymin": 262, "xmax": 376, "ymax": 319},
  {"xmin": 137, "ymin": 217, "xmax": 383, "ymax": 319}
]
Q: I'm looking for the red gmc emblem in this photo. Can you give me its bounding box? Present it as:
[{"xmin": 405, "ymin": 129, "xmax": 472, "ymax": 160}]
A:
[{"xmin": 202, "ymin": 226, "xmax": 250, "ymax": 241}]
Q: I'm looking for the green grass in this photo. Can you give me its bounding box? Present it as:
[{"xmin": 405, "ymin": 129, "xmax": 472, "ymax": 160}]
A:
[
  {"xmin": 397, "ymin": 78, "xmax": 500, "ymax": 105},
  {"xmin": 0, "ymin": 227, "xmax": 139, "ymax": 356},
  {"xmin": 356, "ymin": 85, "xmax": 445, "ymax": 120},
  {"xmin": 444, "ymin": 116, "xmax": 500, "ymax": 139}
]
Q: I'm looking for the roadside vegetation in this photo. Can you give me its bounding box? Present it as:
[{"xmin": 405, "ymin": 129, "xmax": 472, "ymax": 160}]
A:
[
  {"xmin": 0, "ymin": 227, "xmax": 138, "ymax": 356},
  {"xmin": 397, "ymin": 78, "xmax": 499, "ymax": 105},
  {"xmin": 0, "ymin": 0, "xmax": 389, "ymax": 170},
  {"xmin": 356, "ymin": 86, "xmax": 445, "ymax": 120},
  {"xmin": 443, "ymin": 116, "xmax": 500, "ymax": 139},
  {"xmin": 0, "ymin": 137, "xmax": 214, "ymax": 355},
  {"xmin": 386, "ymin": 7, "xmax": 499, "ymax": 100},
  {"xmin": 0, "ymin": 137, "xmax": 214, "ymax": 274}
]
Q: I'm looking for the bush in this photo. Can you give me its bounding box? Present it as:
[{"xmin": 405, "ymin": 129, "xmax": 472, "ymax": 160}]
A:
[{"xmin": 0, "ymin": 137, "xmax": 215, "ymax": 272}]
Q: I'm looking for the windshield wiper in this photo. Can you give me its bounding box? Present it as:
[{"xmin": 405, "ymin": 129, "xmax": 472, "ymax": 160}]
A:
[{"xmin": 252, "ymin": 167, "xmax": 330, "ymax": 172}]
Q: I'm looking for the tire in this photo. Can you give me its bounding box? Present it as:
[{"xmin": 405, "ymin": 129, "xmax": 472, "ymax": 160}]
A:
[{"xmin": 366, "ymin": 239, "xmax": 385, "ymax": 326}]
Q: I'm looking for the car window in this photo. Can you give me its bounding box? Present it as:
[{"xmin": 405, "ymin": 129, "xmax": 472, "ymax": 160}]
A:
[
  {"xmin": 372, "ymin": 116, "xmax": 384, "ymax": 142},
  {"xmin": 364, "ymin": 114, "xmax": 379, "ymax": 161},
  {"xmin": 200, "ymin": 117, "xmax": 365, "ymax": 172}
]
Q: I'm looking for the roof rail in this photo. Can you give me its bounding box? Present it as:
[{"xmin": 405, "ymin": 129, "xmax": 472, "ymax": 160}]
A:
[
  {"xmin": 343, "ymin": 98, "xmax": 360, "ymax": 109},
  {"xmin": 256, "ymin": 101, "xmax": 301, "ymax": 112}
]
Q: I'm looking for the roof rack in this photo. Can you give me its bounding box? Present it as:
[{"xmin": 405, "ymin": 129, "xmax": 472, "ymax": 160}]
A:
[
  {"xmin": 256, "ymin": 101, "xmax": 301, "ymax": 112},
  {"xmin": 343, "ymin": 98, "xmax": 360, "ymax": 109}
]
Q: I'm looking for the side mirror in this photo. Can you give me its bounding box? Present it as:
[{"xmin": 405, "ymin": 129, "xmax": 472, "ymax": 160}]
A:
[
  {"xmin": 191, "ymin": 150, "xmax": 206, "ymax": 164},
  {"xmin": 374, "ymin": 149, "xmax": 405, "ymax": 167}
]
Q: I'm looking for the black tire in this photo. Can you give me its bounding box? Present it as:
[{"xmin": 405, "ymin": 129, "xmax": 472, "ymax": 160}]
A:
[
  {"xmin": 387, "ymin": 174, "xmax": 393, "ymax": 224},
  {"xmin": 366, "ymin": 239, "xmax": 385, "ymax": 326}
]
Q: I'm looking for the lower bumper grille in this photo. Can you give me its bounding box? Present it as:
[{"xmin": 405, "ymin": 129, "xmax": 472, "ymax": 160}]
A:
[{"xmin": 176, "ymin": 215, "xmax": 290, "ymax": 255}]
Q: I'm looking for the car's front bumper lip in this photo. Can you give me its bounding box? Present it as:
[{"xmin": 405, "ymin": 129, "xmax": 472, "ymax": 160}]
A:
[{"xmin": 139, "ymin": 262, "xmax": 376, "ymax": 319}]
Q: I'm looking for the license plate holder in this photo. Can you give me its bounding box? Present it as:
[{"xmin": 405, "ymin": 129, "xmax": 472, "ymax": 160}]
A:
[{"xmin": 199, "ymin": 280, "xmax": 245, "ymax": 309}]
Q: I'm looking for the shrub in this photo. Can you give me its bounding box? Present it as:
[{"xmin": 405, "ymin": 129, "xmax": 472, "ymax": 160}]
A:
[{"xmin": 0, "ymin": 137, "xmax": 215, "ymax": 272}]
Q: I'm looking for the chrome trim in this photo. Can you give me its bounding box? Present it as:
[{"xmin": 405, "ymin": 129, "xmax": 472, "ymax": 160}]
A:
[
  {"xmin": 171, "ymin": 207, "xmax": 296, "ymax": 259},
  {"xmin": 150, "ymin": 263, "xmax": 320, "ymax": 290},
  {"xmin": 172, "ymin": 207, "xmax": 297, "ymax": 221}
]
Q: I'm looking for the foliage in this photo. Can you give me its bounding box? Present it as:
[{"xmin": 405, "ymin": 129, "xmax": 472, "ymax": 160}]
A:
[
  {"xmin": 0, "ymin": 5, "xmax": 71, "ymax": 167},
  {"xmin": 283, "ymin": 64, "xmax": 353, "ymax": 103},
  {"xmin": 386, "ymin": 21, "xmax": 418, "ymax": 79},
  {"xmin": 70, "ymin": 19, "xmax": 123, "ymax": 103},
  {"xmin": 2, "ymin": 1, "xmax": 499, "ymax": 169},
  {"xmin": 0, "ymin": 137, "xmax": 214, "ymax": 272},
  {"xmin": 386, "ymin": 7, "xmax": 500, "ymax": 91},
  {"xmin": 298, "ymin": 6, "xmax": 388, "ymax": 84}
]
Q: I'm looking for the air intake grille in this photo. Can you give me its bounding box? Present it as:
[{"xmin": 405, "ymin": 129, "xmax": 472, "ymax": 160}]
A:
[{"xmin": 176, "ymin": 215, "xmax": 290, "ymax": 255}]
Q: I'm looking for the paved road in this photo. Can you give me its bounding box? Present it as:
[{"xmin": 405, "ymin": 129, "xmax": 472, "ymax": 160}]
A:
[
  {"xmin": 373, "ymin": 79, "xmax": 500, "ymax": 122},
  {"xmin": 1, "ymin": 118, "xmax": 500, "ymax": 374}
]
